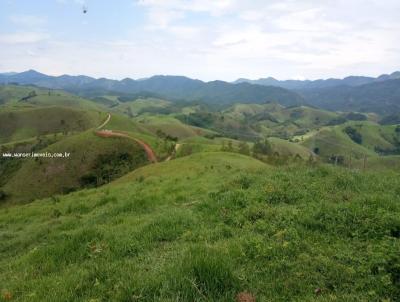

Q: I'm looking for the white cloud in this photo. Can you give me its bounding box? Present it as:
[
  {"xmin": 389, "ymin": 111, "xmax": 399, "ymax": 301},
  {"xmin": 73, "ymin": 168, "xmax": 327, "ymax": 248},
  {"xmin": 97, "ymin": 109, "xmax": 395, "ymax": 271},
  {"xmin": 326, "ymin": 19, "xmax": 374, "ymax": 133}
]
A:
[
  {"xmin": 146, "ymin": 8, "xmax": 184, "ymax": 28},
  {"xmin": 56, "ymin": 0, "xmax": 86, "ymax": 4},
  {"xmin": 136, "ymin": 0, "xmax": 234, "ymax": 15},
  {"xmin": 2, "ymin": 0, "xmax": 400, "ymax": 80},
  {"xmin": 9, "ymin": 15, "xmax": 46, "ymax": 27},
  {"xmin": 0, "ymin": 32, "xmax": 50, "ymax": 44}
]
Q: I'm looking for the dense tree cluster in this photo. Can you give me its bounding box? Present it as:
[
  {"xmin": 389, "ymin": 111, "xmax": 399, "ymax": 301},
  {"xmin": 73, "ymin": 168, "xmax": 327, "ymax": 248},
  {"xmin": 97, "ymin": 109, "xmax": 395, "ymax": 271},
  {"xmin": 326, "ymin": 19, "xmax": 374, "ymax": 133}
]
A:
[{"xmin": 344, "ymin": 126, "xmax": 363, "ymax": 144}]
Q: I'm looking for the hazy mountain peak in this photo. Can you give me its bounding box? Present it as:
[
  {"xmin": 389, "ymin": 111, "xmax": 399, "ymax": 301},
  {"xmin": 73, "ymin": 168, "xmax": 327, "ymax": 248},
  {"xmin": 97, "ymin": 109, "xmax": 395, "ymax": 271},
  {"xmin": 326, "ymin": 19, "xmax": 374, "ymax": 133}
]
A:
[
  {"xmin": 22, "ymin": 69, "xmax": 47, "ymax": 76},
  {"xmin": 390, "ymin": 71, "xmax": 400, "ymax": 78},
  {"xmin": 233, "ymin": 71, "xmax": 400, "ymax": 90}
]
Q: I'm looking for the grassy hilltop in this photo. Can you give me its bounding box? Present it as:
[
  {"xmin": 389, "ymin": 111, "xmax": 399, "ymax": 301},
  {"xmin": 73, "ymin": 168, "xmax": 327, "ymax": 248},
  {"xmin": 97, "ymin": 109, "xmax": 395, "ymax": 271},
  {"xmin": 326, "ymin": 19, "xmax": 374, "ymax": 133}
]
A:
[{"xmin": 0, "ymin": 153, "xmax": 399, "ymax": 301}]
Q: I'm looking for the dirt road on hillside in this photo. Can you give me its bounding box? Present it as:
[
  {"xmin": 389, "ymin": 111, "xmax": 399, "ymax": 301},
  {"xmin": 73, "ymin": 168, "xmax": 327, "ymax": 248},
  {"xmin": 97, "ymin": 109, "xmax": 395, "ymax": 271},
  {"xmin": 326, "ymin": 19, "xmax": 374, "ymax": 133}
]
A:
[
  {"xmin": 95, "ymin": 129, "xmax": 158, "ymax": 163},
  {"xmin": 95, "ymin": 113, "xmax": 157, "ymax": 162},
  {"xmin": 165, "ymin": 143, "xmax": 181, "ymax": 161},
  {"xmin": 97, "ymin": 113, "xmax": 111, "ymax": 130}
]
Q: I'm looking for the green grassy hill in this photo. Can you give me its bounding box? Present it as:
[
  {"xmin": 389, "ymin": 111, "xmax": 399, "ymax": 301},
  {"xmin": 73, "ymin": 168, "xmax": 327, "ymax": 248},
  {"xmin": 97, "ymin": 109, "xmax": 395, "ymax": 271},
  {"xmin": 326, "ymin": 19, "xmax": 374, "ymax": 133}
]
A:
[
  {"xmin": 268, "ymin": 137, "xmax": 313, "ymax": 158},
  {"xmin": 174, "ymin": 136, "xmax": 312, "ymax": 161},
  {"xmin": 1, "ymin": 131, "xmax": 148, "ymax": 203},
  {"xmin": 112, "ymin": 98, "xmax": 172, "ymax": 117},
  {"xmin": 301, "ymin": 126, "xmax": 375, "ymax": 160},
  {"xmin": 1, "ymin": 153, "xmax": 399, "ymax": 301},
  {"xmin": 0, "ymin": 85, "xmax": 101, "ymax": 110},
  {"xmin": 0, "ymin": 106, "xmax": 105, "ymax": 144},
  {"xmin": 133, "ymin": 115, "xmax": 215, "ymax": 140},
  {"xmin": 220, "ymin": 103, "xmax": 344, "ymax": 139},
  {"xmin": 0, "ymin": 85, "xmax": 43, "ymax": 105},
  {"xmin": 103, "ymin": 114, "xmax": 193, "ymax": 159},
  {"xmin": 279, "ymin": 106, "xmax": 338, "ymax": 127},
  {"xmin": 175, "ymin": 137, "xmax": 245, "ymax": 158},
  {"xmin": 340, "ymin": 121, "xmax": 399, "ymax": 153},
  {"xmin": 223, "ymin": 103, "xmax": 284, "ymax": 121},
  {"xmin": 301, "ymin": 121, "xmax": 400, "ymax": 161}
]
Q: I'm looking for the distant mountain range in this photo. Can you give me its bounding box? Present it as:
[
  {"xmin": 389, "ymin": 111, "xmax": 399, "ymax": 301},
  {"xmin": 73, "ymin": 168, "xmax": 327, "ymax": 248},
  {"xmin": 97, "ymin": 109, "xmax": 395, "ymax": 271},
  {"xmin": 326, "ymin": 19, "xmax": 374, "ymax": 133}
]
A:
[
  {"xmin": 299, "ymin": 79, "xmax": 400, "ymax": 115},
  {"xmin": 0, "ymin": 70, "xmax": 303, "ymax": 107},
  {"xmin": 1, "ymin": 70, "xmax": 400, "ymax": 114},
  {"xmin": 234, "ymin": 71, "xmax": 400, "ymax": 90}
]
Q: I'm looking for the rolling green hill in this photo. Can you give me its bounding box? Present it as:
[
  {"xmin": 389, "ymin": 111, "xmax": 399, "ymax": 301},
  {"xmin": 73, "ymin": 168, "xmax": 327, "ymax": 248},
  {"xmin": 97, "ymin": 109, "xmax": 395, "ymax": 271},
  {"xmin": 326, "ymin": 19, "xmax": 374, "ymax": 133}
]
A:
[
  {"xmin": 184, "ymin": 103, "xmax": 345, "ymax": 140},
  {"xmin": 174, "ymin": 136, "xmax": 312, "ymax": 161},
  {"xmin": 268, "ymin": 137, "xmax": 313, "ymax": 158},
  {"xmin": 2, "ymin": 131, "xmax": 148, "ymax": 203},
  {"xmin": 223, "ymin": 103, "xmax": 284, "ymax": 121},
  {"xmin": 112, "ymin": 98, "xmax": 172, "ymax": 117},
  {"xmin": 1, "ymin": 153, "xmax": 399, "ymax": 301},
  {"xmin": 133, "ymin": 115, "xmax": 215, "ymax": 140},
  {"xmin": 346, "ymin": 122, "xmax": 397, "ymax": 152},
  {"xmin": 300, "ymin": 121, "xmax": 400, "ymax": 163},
  {"xmin": 301, "ymin": 126, "xmax": 375, "ymax": 160},
  {"xmin": 0, "ymin": 106, "xmax": 105, "ymax": 144},
  {"xmin": 0, "ymin": 85, "xmax": 102, "ymax": 110}
]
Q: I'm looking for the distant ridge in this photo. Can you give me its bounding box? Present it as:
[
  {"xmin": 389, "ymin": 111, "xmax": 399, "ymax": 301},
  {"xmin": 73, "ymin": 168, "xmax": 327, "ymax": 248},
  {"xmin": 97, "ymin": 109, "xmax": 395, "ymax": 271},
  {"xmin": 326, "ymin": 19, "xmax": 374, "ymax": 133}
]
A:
[{"xmin": 233, "ymin": 71, "xmax": 400, "ymax": 90}]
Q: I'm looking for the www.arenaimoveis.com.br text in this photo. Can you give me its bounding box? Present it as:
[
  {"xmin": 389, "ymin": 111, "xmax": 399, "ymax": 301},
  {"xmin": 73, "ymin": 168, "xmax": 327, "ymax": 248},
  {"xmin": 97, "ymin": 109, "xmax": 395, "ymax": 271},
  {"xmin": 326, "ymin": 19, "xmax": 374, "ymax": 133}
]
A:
[{"xmin": 1, "ymin": 152, "xmax": 71, "ymax": 158}]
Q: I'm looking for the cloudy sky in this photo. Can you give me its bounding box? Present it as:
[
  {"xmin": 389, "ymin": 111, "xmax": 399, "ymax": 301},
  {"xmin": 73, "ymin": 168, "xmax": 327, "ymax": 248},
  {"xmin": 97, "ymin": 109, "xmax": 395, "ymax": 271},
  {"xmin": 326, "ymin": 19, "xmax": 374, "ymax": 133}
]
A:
[{"xmin": 0, "ymin": 0, "xmax": 399, "ymax": 81}]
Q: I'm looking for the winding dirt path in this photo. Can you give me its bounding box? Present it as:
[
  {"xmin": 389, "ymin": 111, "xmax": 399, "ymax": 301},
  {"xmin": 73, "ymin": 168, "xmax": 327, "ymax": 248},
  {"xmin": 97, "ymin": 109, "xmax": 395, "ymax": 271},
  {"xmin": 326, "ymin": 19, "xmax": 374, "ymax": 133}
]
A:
[
  {"xmin": 94, "ymin": 113, "xmax": 157, "ymax": 163},
  {"xmin": 97, "ymin": 113, "xmax": 111, "ymax": 130},
  {"xmin": 95, "ymin": 113, "xmax": 181, "ymax": 163},
  {"xmin": 165, "ymin": 143, "xmax": 181, "ymax": 161},
  {"xmin": 95, "ymin": 129, "xmax": 158, "ymax": 163}
]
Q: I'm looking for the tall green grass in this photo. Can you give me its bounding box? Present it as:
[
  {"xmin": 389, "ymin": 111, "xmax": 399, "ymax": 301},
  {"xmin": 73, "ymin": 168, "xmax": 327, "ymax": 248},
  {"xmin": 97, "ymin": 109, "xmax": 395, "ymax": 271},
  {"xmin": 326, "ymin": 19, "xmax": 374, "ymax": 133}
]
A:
[{"xmin": 1, "ymin": 153, "xmax": 399, "ymax": 301}]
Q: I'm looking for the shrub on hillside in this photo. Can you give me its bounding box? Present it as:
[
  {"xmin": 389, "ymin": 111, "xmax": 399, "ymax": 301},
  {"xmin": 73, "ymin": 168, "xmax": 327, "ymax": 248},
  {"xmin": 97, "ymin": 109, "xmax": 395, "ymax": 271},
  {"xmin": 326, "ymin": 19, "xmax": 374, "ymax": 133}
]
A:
[
  {"xmin": 80, "ymin": 151, "xmax": 146, "ymax": 188},
  {"xmin": 177, "ymin": 112, "xmax": 214, "ymax": 128},
  {"xmin": 252, "ymin": 139, "xmax": 272, "ymax": 156},
  {"xmin": 0, "ymin": 189, "xmax": 7, "ymax": 201},
  {"xmin": 326, "ymin": 116, "xmax": 347, "ymax": 126},
  {"xmin": 344, "ymin": 126, "xmax": 363, "ymax": 144},
  {"xmin": 19, "ymin": 90, "xmax": 37, "ymax": 102},
  {"xmin": 346, "ymin": 112, "xmax": 367, "ymax": 121}
]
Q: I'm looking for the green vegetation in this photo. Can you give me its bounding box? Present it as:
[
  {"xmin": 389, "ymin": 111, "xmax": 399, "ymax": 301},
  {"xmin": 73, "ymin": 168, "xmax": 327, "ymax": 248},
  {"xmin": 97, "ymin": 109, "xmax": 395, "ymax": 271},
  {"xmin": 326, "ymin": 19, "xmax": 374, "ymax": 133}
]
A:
[
  {"xmin": 79, "ymin": 151, "xmax": 147, "ymax": 188},
  {"xmin": 0, "ymin": 106, "xmax": 105, "ymax": 144},
  {"xmin": 343, "ymin": 126, "xmax": 363, "ymax": 144},
  {"xmin": 2, "ymin": 131, "xmax": 147, "ymax": 203},
  {"xmin": 112, "ymin": 98, "xmax": 172, "ymax": 117},
  {"xmin": 0, "ymin": 85, "xmax": 102, "ymax": 110},
  {"xmin": 252, "ymin": 139, "xmax": 273, "ymax": 155},
  {"xmin": 134, "ymin": 115, "xmax": 213, "ymax": 140},
  {"xmin": 1, "ymin": 153, "xmax": 399, "ymax": 301},
  {"xmin": 300, "ymin": 79, "xmax": 400, "ymax": 115}
]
